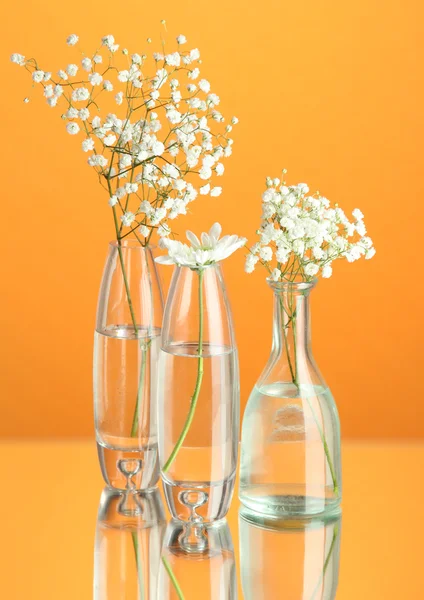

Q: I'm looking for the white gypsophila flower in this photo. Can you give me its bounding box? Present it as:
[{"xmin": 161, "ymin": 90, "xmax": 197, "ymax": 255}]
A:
[
  {"xmin": 47, "ymin": 96, "xmax": 58, "ymax": 107},
  {"xmin": 57, "ymin": 70, "xmax": 68, "ymax": 80},
  {"xmin": 82, "ymin": 57, "xmax": 92, "ymax": 72},
  {"xmin": 158, "ymin": 223, "xmax": 171, "ymax": 237},
  {"xmin": 71, "ymin": 87, "xmax": 90, "ymax": 102},
  {"xmin": 66, "ymin": 64, "xmax": 78, "ymax": 77},
  {"xmin": 108, "ymin": 195, "xmax": 118, "ymax": 206},
  {"xmin": 82, "ymin": 138, "xmax": 95, "ymax": 152},
  {"xmin": 67, "ymin": 34, "xmax": 79, "ymax": 46},
  {"xmin": 131, "ymin": 53, "xmax": 142, "ymax": 64},
  {"xmin": 198, "ymin": 79, "xmax": 211, "ymax": 93},
  {"xmin": 165, "ymin": 52, "xmax": 181, "ymax": 67},
  {"xmin": 11, "ymin": 53, "xmax": 25, "ymax": 66},
  {"xmin": 139, "ymin": 225, "xmax": 150, "ymax": 237},
  {"xmin": 156, "ymin": 222, "xmax": 246, "ymax": 268},
  {"xmin": 270, "ymin": 268, "xmax": 282, "ymax": 281},
  {"xmin": 54, "ymin": 85, "xmax": 63, "ymax": 97},
  {"xmin": 121, "ymin": 212, "xmax": 135, "ymax": 227},
  {"xmin": 32, "ymin": 70, "xmax": 44, "ymax": 83},
  {"xmin": 259, "ymin": 246, "xmax": 273, "ymax": 261},
  {"xmin": 115, "ymin": 92, "xmax": 123, "ymax": 105},
  {"xmin": 43, "ymin": 72, "xmax": 51, "ymax": 81},
  {"xmin": 103, "ymin": 80, "xmax": 113, "ymax": 91},
  {"xmin": 188, "ymin": 68, "xmax": 200, "ymax": 80},
  {"xmin": 215, "ymin": 163, "xmax": 224, "ymax": 176},
  {"xmin": 304, "ymin": 263, "xmax": 319, "ymax": 277},
  {"xmin": 176, "ymin": 34, "xmax": 187, "ymax": 45},
  {"xmin": 322, "ymin": 264, "xmax": 333, "ymax": 278},
  {"xmin": 93, "ymin": 54, "xmax": 102, "ymax": 64},
  {"xmin": 66, "ymin": 122, "xmax": 80, "ymax": 135},
  {"xmin": 231, "ymin": 117, "xmax": 239, "ymax": 125},
  {"xmin": 89, "ymin": 72, "xmax": 103, "ymax": 86},
  {"xmin": 103, "ymin": 134, "xmax": 116, "ymax": 146},
  {"xmin": 200, "ymin": 184, "xmax": 210, "ymax": 195},
  {"xmin": 210, "ymin": 187, "xmax": 222, "ymax": 197},
  {"xmin": 88, "ymin": 154, "xmax": 108, "ymax": 167},
  {"xmin": 78, "ymin": 108, "xmax": 90, "ymax": 121}
]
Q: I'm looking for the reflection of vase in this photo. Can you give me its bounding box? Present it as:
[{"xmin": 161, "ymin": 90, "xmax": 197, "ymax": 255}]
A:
[
  {"xmin": 158, "ymin": 264, "xmax": 239, "ymax": 522},
  {"xmin": 240, "ymin": 279, "xmax": 342, "ymax": 518},
  {"xmin": 94, "ymin": 487, "xmax": 166, "ymax": 599},
  {"xmin": 239, "ymin": 509, "xmax": 341, "ymax": 600},
  {"xmin": 159, "ymin": 519, "xmax": 237, "ymax": 599},
  {"xmin": 94, "ymin": 241, "xmax": 164, "ymax": 491}
]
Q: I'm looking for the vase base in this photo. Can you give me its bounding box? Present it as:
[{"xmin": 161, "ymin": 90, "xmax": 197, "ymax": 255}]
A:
[
  {"xmin": 162, "ymin": 472, "xmax": 236, "ymax": 522},
  {"xmin": 97, "ymin": 442, "xmax": 159, "ymax": 491},
  {"xmin": 239, "ymin": 484, "xmax": 341, "ymax": 520}
]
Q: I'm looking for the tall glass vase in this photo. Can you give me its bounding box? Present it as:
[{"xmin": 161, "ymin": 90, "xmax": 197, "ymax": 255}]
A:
[
  {"xmin": 239, "ymin": 279, "xmax": 342, "ymax": 518},
  {"xmin": 158, "ymin": 264, "xmax": 239, "ymax": 522},
  {"xmin": 94, "ymin": 240, "xmax": 164, "ymax": 491}
]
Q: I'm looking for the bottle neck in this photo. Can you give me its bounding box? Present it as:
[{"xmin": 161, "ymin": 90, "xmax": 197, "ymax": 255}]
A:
[{"xmin": 269, "ymin": 281, "xmax": 315, "ymax": 386}]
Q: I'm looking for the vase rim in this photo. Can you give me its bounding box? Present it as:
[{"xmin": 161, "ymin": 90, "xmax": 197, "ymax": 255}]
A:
[
  {"xmin": 267, "ymin": 278, "xmax": 318, "ymax": 292},
  {"xmin": 109, "ymin": 240, "xmax": 157, "ymax": 250}
]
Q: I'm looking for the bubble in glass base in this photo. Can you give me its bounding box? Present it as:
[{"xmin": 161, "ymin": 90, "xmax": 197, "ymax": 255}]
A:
[
  {"xmin": 97, "ymin": 442, "xmax": 159, "ymax": 491},
  {"xmin": 162, "ymin": 473, "xmax": 236, "ymax": 523}
]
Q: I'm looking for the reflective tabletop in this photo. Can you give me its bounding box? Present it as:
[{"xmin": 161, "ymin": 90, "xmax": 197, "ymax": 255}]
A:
[{"xmin": 1, "ymin": 441, "xmax": 423, "ymax": 599}]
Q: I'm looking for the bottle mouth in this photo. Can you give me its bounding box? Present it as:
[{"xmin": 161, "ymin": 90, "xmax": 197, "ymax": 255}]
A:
[
  {"xmin": 267, "ymin": 278, "xmax": 318, "ymax": 292},
  {"xmin": 109, "ymin": 239, "xmax": 157, "ymax": 250}
]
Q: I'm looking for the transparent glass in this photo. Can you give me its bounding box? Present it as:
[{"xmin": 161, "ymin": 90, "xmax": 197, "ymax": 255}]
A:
[
  {"xmin": 239, "ymin": 508, "xmax": 341, "ymax": 599},
  {"xmin": 159, "ymin": 518, "xmax": 237, "ymax": 599},
  {"xmin": 158, "ymin": 264, "xmax": 239, "ymax": 522},
  {"xmin": 93, "ymin": 487, "xmax": 166, "ymax": 599},
  {"xmin": 94, "ymin": 240, "xmax": 164, "ymax": 490},
  {"xmin": 239, "ymin": 280, "xmax": 342, "ymax": 518}
]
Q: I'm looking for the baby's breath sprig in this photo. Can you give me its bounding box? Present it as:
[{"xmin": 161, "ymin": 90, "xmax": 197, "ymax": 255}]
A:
[{"xmin": 245, "ymin": 171, "xmax": 375, "ymax": 282}]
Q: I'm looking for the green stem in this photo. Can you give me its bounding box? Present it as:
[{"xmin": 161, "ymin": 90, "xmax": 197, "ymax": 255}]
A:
[
  {"xmin": 162, "ymin": 269, "xmax": 204, "ymax": 474},
  {"xmin": 162, "ymin": 556, "xmax": 185, "ymax": 599},
  {"xmin": 131, "ymin": 532, "xmax": 145, "ymax": 600},
  {"xmin": 309, "ymin": 524, "xmax": 339, "ymax": 600},
  {"xmin": 130, "ymin": 340, "xmax": 151, "ymax": 438}
]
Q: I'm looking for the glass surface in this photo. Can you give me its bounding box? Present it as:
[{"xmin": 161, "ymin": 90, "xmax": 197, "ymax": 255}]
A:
[
  {"xmin": 158, "ymin": 264, "xmax": 239, "ymax": 522},
  {"xmin": 240, "ymin": 281, "xmax": 342, "ymax": 518},
  {"xmin": 1, "ymin": 440, "xmax": 423, "ymax": 599},
  {"xmin": 94, "ymin": 241, "xmax": 164, "ymax": 491}
]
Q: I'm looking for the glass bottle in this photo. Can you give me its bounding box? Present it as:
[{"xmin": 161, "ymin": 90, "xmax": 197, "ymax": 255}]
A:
[
  {"xmin": 239, "ymin": 279, "xmax": 341, "ymax": 518},
  {"xmin": 94, "ymin": 487, "xmax": 166, "ymax": 599},
  {"xmin": 158, "ymin": 264, "xmax": 239, "ymax": 522},
  {"xmin": 94, "ymin": 240, "xmax": 164, "ymax": 491},
  {"xmin": 239, "ymin": 508, "xmax": 341, "ymax": 599},
  {"xmin": 159, "ymin": 518, "xmax": 237, "ymax": 599}
]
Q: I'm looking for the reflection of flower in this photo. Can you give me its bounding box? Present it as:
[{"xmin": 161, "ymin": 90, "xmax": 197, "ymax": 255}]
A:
[{"xmin": 156, "ymin": 222, "xmax": 246, "ymax": 268}]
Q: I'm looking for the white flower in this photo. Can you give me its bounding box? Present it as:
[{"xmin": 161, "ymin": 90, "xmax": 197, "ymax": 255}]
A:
[
  {"xmin": 103, "ymin": 134, "xmax": 116, "ymax": 146},
  {"xmin": 259, "ymin": 246, "xmax": 272, "ymax": 261},
  {"xmin": 165, "ymin": 52, "xmax": 181, "ymax": 67},
  {"xmin": 78, "ymin": 108, "xmax": 90, "ymax": 121},
  {"xmin": 215, "ymin": 163, "xmax": 225, "ymax": 176},
  {"xmin": 190, "ymin": 48, "xmax": 200, "ymax": 61},
  {"xmin": 139, "ymin": 225, "xmax": 150, "ymax": 237},
  {"xmin": 156, "ymin": 222, "xmax": 246, "ymax": 267},
  {"xmin": 352, "ymin": 208, "xmax": 364, "ymax": 221},
  {"xmin": 82, "ymin": 137, "xmax": 95, "ymax": 152},
  {"xmin": 188, "ymin": 68, "xmax": 200, "ymax": 80},
  {"xmin": 198, "ymin": 79, "xmax": 211, "ymax": 93},
  {"xmin": 270, "ymin": 268, "xmax": 281, "ymax": 281},
  {"xmin": 121, "ymin": 212, "xmax": 135, "ymax": 227},
  {"xmin": 152, "ymin": 141, "xmax": 165, "ymax": 156},
  {"xmin": 200, "ymin": 184, "xmax": 210, "ymax": 195},
  {"xmin": 88, "ymin": 154, "xmax": 108, "ymax": 167},
  {"xmin": 199, "ymin": 165, "xmax": 212, "ymax": 180},
  {"xmin": 210, "ymin": 187, "xmax": 222, "ymax": 197},
  {"xmin": 322, "ymin": 264, "xmax": 333, "ymax": 278},
  {"xmin": 81, "ymin": 57, "xmax": 92, "ymax": 72},
  {"xmin": 54, "ymin": 85, "xmax": 63, "ymax": 97},
  {"xmin": 66, "ymin": 64, "xmax": 78, "ymax": 76},
  {"xmin": 365, "ymin": 247, "xmax": 376, "ymax": 260},
  {"xmin": 66, "ymin": 122, "xmax": 80, "ymax": 135},
  {"xmin": 91, "ymin": 116, "xmax": 101, "ymax": 129},
  {"xmin": 102, "ymin": 35, "xmax": 118, "ymax": 52},
  {"xmin": 71, "ymin": 87, "xmax": 90, "ymax": 102},
  {"xmin": 245, "ymin": 254, "xmax": 259, "ymax": 273},
  {"xmin": 108, "ymin": 195, "xmax": 118, "ymax": 206},
  {"xmin": 115, "ymin": 92, "xmax": 123, "ymax": 105},
  {"xmin": 231, "ymin": 116, "xmax": 239, "ymax": 125},
  {"xmin": 176, "ymin": 34, "xmax": 187, "ymax": 44},
  {"xmin": 32, "ymin": 70, "xmax": 44, "ymax": 83},
  {"xmin": 93, "ymin": 54, "xmax": 102, "ymax": 64},
  {"xmin": 103, "ymin": 80, "xmax": 113, "ymax": 91},
  {"xmin": 66, "ymin": 34, "xmax": 79, "ymax": 46},
  {"xmin": 158, "ymin": 223, "xmax": 171, "ymax": 237},
  {"xmin": 11, "ymin": 53, "xmax": 25, "ymax": 66},
  {"xmin": 89, "ymin": 72, "xmax": 103, "ymax": 86},
  {"xmin": 57, "ymin": 70, "xmax": 68, "ymax": 80},
  {"xmin": 304, "ymin": 263, "xmax": 319, "ymax": 277},
  {"xmin": 47, "ymin": 96, "xmax": 58, "ymax": 107},
  {"xmin": 132, "ymin": 53, "xmax": 142, "ymax": 64}
]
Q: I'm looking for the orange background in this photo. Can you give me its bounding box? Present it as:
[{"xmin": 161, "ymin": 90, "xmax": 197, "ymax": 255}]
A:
[{"xmin": 0, "ymin": 0, "xmax": 422, "ymax": 439}]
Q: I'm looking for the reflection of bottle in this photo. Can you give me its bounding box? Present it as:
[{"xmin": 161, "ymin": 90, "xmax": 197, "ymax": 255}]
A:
[
  {"xmin": 159, "ymin": 518, "xmax": 238, "ymax": 599},
  {"xmin": 94, "ymin": 487, "xmax": 166, "ymax": 599},
  {"xmin": 239, "ymin": 508, "xmax": 341, "ymax": 600}
]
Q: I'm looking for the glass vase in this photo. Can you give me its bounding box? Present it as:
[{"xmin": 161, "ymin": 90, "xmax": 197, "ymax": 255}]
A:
[
  {"xmin": 239, "ymin": 279, "xmax": 342, "ymax": 518},
  {"xmin": 159, "ymin": 519, "xmax": 237, "ymax": 599},
  {"xmin": 94, "ymin": 487, "xmax": 166, "ymax": 599},
  {"xmin": 158, "ymin": 264, "xmax": 239, "ymax": 522},
  {"xmin": 239, "ymin": 509, "xmax": 341, "ymax": 599},
  {"xmin": 94, "ymin": 240, "xmax": 164, "ymax": 491}
]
